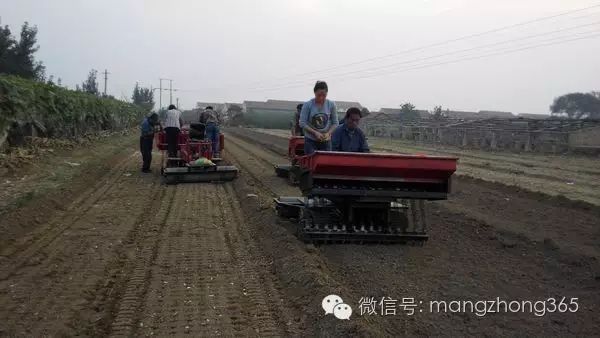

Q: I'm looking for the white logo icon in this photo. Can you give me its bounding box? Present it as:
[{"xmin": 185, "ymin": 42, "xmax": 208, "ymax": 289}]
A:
[
  {"xmin": 333, "ymin": 303, "xmax": 353, "ymax": 320},
  {"xmin": 322, "ymin": 294, "xmax": 352, "ymax": 320},
  {"xmin": 322, "ymin": 294, "xmax": 343, "ymax": 315}
]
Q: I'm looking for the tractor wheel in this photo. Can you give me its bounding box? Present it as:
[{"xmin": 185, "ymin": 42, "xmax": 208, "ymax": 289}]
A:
[
  {"xmin": 164, "ymin": 175, "xmax": 178, "ymax": 185},
  {"xmin": 287, "ymin": 171, "xmax": 298, "ymax": 186}
]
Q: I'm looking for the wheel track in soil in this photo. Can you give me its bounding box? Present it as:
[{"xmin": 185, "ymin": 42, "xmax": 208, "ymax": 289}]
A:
[
  {"xmin": 0, "ymin": 151, "xmax": 164, "ymax": 336},
  {"xmin": 223, "ymin": 129, "xmax": 600, "ymax": 336},
  {"xmin": 224, "ymin": 134, "xmax": 296, "ymax": 197},
  {"xmin": 0, "ymin": 152, "xmax": 136, "ymax": 280},
  {"xmin": 109, "ymin": 182, "xmax": 298, "ymax": 337}
]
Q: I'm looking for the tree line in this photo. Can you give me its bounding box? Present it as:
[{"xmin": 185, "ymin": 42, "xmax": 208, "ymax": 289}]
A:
[{"xmin": 0, "ymin": 21, "xmax": 154, "ymax": 110}]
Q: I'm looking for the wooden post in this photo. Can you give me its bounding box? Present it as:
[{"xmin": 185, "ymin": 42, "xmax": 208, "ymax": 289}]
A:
[{"xmin": 525, "ymin": 132, "xmax": 532, "ymax": 152}]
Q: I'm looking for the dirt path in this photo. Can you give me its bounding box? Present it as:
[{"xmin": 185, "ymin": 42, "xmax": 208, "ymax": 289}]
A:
[
  {"xmin": 224, "ymin": 127, "xmax": 600, "ymax": 336},
  {"xmin": 0, "ymin": 137, "xmax": 300, "ymax": 337},
  {"xmin": 0, "ymin": 148, "xmax": 160, "ymax": 336},
  {"xmin": 108, "ymin": 183, "xmax": 297, "ymax": 336}
]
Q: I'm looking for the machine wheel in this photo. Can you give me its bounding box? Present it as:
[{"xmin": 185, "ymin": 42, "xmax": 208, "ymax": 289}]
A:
[
  {"xmin": 275, "ymin": 166, "xmax": 288, "ymax": 178},
  {"xmin": 164, "ymin": 175, "xmax": 178, "ymax": 185},
  {"xmin": 287, "ymin": 171, "xmax": 298, "ymax": 185}
]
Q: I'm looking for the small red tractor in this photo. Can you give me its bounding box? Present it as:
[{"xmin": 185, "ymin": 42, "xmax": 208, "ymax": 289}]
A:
[
  {"xmin": 156, "ymin": 124, "xmax": 238, "ymax": 184},
  {"xmin": 275, "ymin": 137, "xmax": 457, "ymax": 244},
  {"xmin": 274, "ymin": 136, "xmax": 305, "ymax": 184}
]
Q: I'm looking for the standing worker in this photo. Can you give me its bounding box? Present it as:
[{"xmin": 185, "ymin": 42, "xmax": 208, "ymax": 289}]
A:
[
  {"xmin": 299, "ymin": 81, "xmax": 338, "ymax": 154},
  {"xmin": 164, "ymin": 104, "xmax": 183, "ymax": 160},
  {"xmin": 140, "ymin": 113, "xmax": 160, "ymax": 173},
  {"xmin": 201, "ymin": 106, "xmax": 221, "ymax": 158},
  {"xmin": 291, "ymin": 103, "xmax": 304, "ymax": 136}
]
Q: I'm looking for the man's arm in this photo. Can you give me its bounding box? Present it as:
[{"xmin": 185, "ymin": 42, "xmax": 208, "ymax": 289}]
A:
[
  {"xmin": 360, "ymin": 131, "xmax": 370, "ymax": 153},
  {"xmin": 331, "ymin": 127, "xmax": 342, "ymax": 151},
  {"xmin": 141, "ymin": 121, "xmax": 154, "ymax": 137}
]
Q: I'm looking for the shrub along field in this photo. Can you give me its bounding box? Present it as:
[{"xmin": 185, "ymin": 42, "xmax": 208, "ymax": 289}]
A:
[{"xmin": 0, "ymin": 75, "xmax": 146, "ymax": 148}]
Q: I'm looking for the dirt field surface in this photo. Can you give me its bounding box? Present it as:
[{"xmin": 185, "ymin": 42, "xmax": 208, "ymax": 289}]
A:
[{"xmin": 0, "ymin": 129, "xmax": 598, "ymax": 336}]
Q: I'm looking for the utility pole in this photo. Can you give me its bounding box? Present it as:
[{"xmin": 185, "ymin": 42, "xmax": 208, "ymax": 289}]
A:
[
  {"xmin": 159, "ymin": 78, "xmax": 173, "ymax": 110},
  {"xmin": 159, "ymin": 79, "xmax": 163, "ymax": 111},
  {"xmin": 176, "ymin": 97, "xmax": 179, "ymax": 108},
  {"xmin": 169, "ymin": 79, "xmax": 173, "ymax": 105},
  {"xmin": 102, "ymin": 69, "xmax": 109, "ymax": 97}
]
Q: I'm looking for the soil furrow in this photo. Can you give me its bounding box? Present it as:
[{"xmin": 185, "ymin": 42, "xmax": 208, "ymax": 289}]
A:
[
  {"xmin": 222, "ymin": 128, "xmax": 600, "ymax": 336},
  {"xmin": 0, "ymin": 152, "xmax": 159, "ymax": 336},
  {"xmin": 0, "ymin": 152, "xmax": 136, "ymax": 277}
]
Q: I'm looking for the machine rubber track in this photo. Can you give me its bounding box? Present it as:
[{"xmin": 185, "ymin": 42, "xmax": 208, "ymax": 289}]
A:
[{"xmin": 275, "ymin": 198, "xmax": 428, "ymax": 244}]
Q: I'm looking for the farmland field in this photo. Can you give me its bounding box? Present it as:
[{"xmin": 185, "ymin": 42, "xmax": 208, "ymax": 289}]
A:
[{"xmin": 0, "ymin": 128, "xmax": 598, "ymax": 336}]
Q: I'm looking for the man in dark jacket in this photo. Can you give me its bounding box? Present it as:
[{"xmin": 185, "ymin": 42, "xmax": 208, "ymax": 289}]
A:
[
  {"xmin": 140, "ymin": 113, "xmax": 160, "ymax": 173},
  {"xmin": 331, "ymin": 107, "xmax": 370, "ymax": 153}
]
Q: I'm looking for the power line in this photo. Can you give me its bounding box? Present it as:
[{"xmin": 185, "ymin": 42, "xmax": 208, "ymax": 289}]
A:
[
  {"xmin": 251, "ymin": 20, "xmax": 600, "ymax": 90},
  {"xmin": 236, "ymin": 2, "xmax": 600, "ymax": 89},
  {"xmin": 252, "ymin": 31, "xmax": 600, "ymax": 92},
  {"xmin": 351, "ymin": 31, "xmax": 600, "ymax": 81}
]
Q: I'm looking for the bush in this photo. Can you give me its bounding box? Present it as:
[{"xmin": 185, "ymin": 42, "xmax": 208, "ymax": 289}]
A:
[{"xmin": 0, "ymin": 75, "xmax": 146, "ymax": 147}]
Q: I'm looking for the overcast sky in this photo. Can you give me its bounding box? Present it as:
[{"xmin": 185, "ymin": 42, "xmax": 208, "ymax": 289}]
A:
[{"xmin": 2, "ymin": 0, "xmax": 599, "ymax": 113}]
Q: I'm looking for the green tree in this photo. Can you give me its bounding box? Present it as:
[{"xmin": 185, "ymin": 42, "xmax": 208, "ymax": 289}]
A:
[
  {"xmin": 0, "ymin": 25, "xmax": 16, "ymax": 74},
  {"xmin": 400, "ymin": 102, "xmax": 420, "ymax": 120},
  {"xmin": 550, "ymin": 92, "xmax": 600, "ymax": 119},
  {"xmin": 432, "ymin": 105, "xmax": 447, "ymax": 120},
  {"xmin": 131, "ymin": 82, "xmax": 155, "ymax": 111},
  {"xmin": 81, "ymin": 69, "xmax": 99, "ymax": 96},
  {"xmin": 0, "ymin": 22, "xmax": 45, "ymax": 80}
]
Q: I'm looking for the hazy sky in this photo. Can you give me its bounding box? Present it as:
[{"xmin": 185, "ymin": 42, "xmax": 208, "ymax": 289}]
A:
[{"xmin": 2, "ymin": 0, "xmax": 599, "ymax": 113}]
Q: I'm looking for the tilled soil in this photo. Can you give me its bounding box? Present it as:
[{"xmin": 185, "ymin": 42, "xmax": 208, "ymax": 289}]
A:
[
  {"xmin": 224, "ymin": 127, "xmax": 600, "ymax": 336},
  {"xmin": 0, "ymin": 130, "xmax": 598, "ymax": 336},
  {"xmin": 0, "ymin": 141, "xmax": 301, "ymax": 336}
]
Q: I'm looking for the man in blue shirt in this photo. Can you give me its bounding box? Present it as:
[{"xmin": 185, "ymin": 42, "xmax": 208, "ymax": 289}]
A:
[
  {"xmin": 299, "ymin": 81, "xmax": 339, "ymax": 155},
  {"xmin": 140, "ymin": 113, "xmax": 160, "ymax": 173},
  {"xmin": 332, "ymin": 107, "xmax": 370, "ymax": 153}
]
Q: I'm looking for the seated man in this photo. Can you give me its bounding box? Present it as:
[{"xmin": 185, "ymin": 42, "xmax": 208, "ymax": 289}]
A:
[
  {"xmin": 291, "ymin": 103, "xmax": 304, "ymax": 136},
  {"xmin": 331, "ymin": 107, "xmax": 370, "ymax": 153}
]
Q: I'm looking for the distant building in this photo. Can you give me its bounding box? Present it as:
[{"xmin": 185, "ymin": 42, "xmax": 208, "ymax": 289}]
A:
[
  {"xmin": 442, "ymin": 110, "xmax": 514, "ymax": 120},
  {"xmin": 243, "ymin": 100, "xmax": 302, "ymax": 115},
  {"xmin": 444, "ymin": 110, "xmax": 481, "ymax": 120},
  {"xmin": 243, "ymin": 99, "xmax": 364, "ymax": 115},
  {"xmin": 335, "ymin": 101, "xmax": 364, "ymax": 114},
  {"xmin": 478, "ymin": 110, "xmax": 514, "ymax": 119},
  {"xmin": 222, "ymin": 102, "xmax": 244, "ymax": 122},
  {"xmin": 377, "ymin": 108, "xmax": 430, "ymax": 119},
  {"xmin": 517, "ymin": 113, "xmax": 549, "ymax": 120}
]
